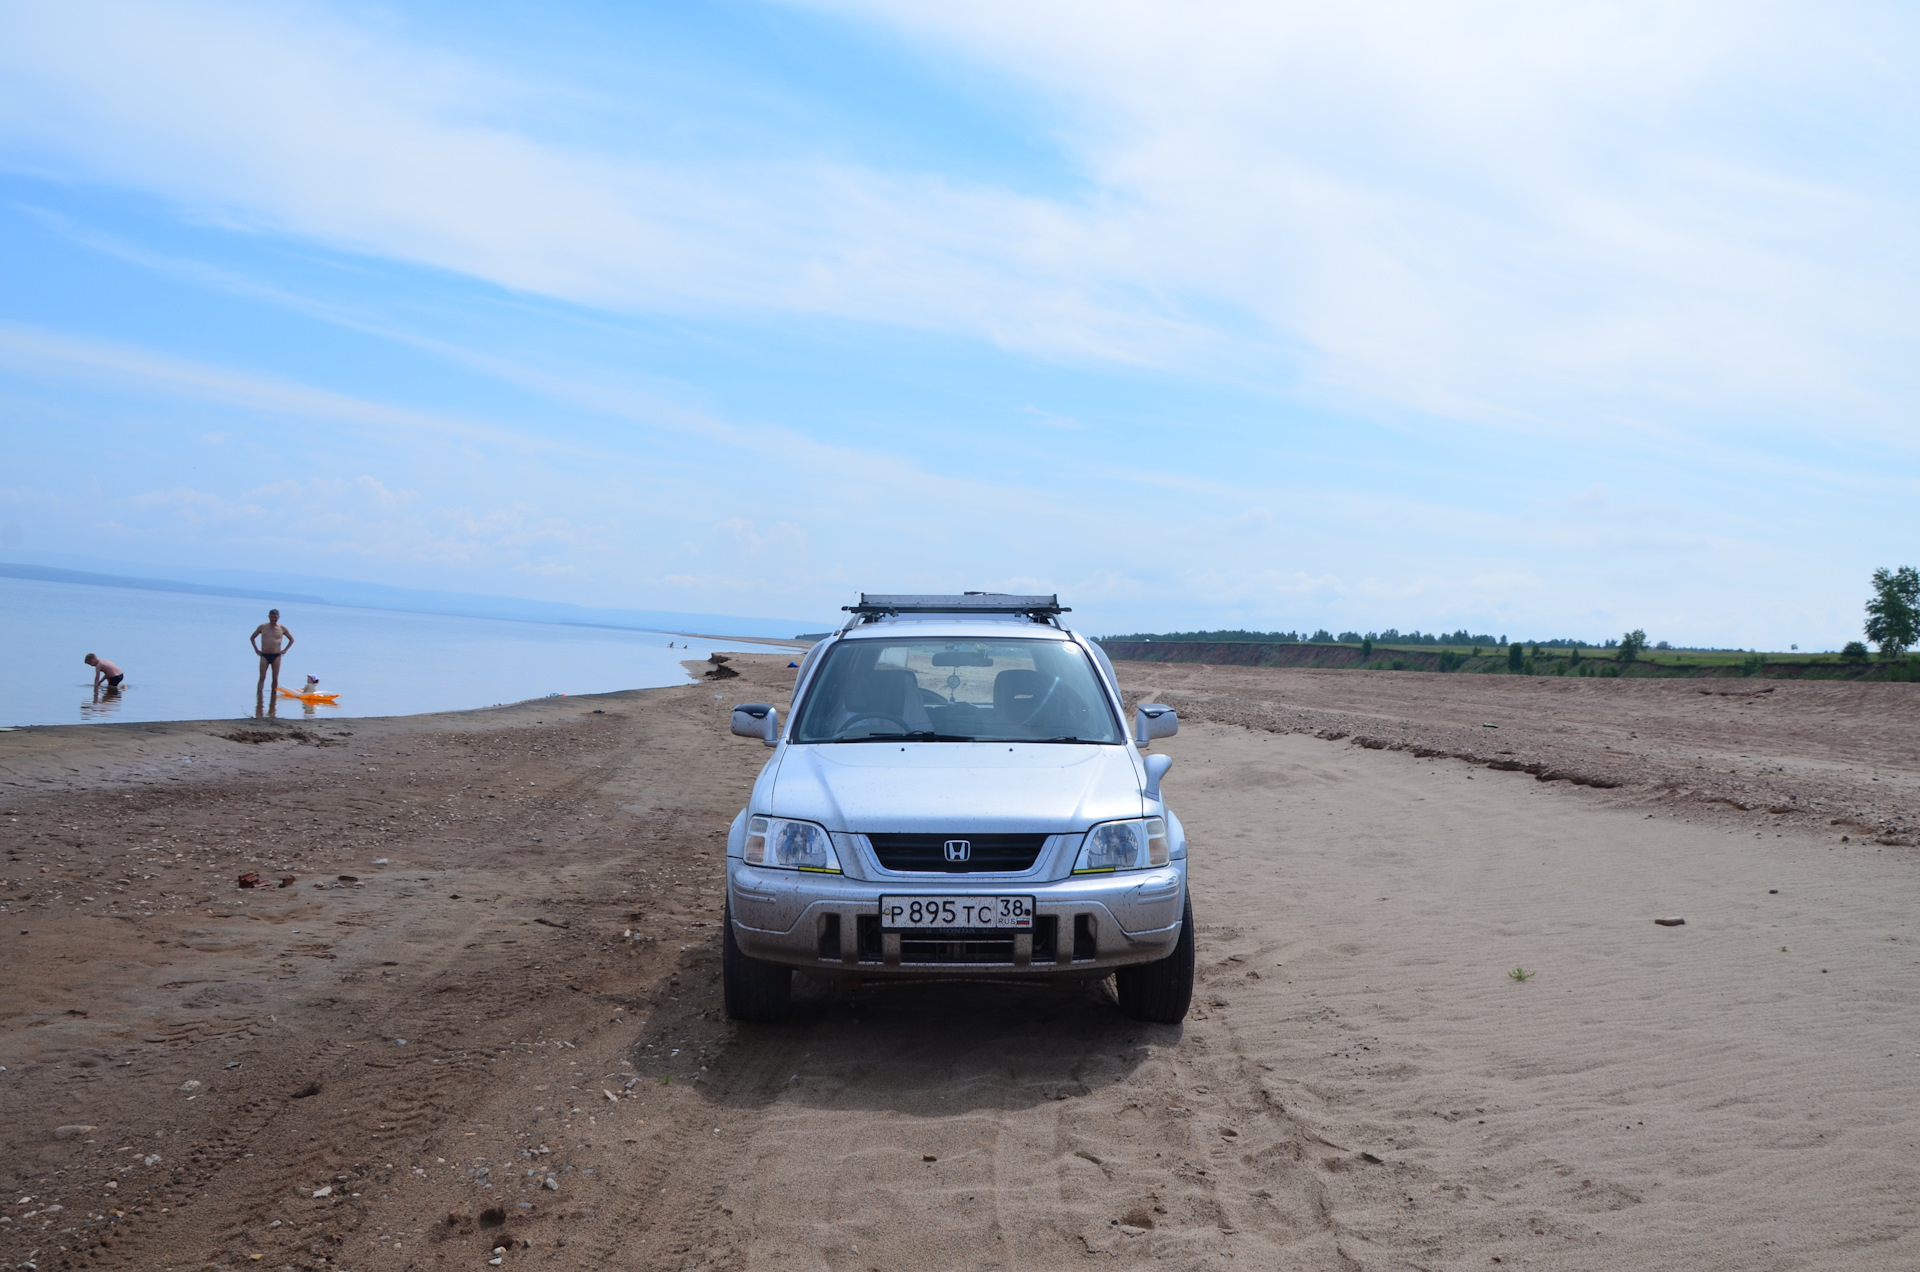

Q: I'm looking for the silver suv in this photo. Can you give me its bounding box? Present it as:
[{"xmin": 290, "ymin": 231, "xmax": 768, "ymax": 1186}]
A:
[{"xmin": 721, "ymin": 593, "xmax": 1191, "ymax": 1023}]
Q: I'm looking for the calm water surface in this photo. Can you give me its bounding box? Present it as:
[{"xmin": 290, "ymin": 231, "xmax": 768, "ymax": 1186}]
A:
[{"xmin": 1, "ymin": 578, "xmax": 786, "ymax": 727}]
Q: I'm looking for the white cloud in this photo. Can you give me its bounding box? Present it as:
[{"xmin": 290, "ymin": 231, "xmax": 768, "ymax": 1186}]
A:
[
  {"xmin": 99, "ymin": 476, "xmax": 600, "ymax": 575},
  {"xmin": 0, "ymin": 1, "xmax": 1213, "ymax": 366},
  {"xmin": 0, "ymin": 322, "xmax": 542, "ymax": 451},
  {"xmin": 800, "ymin": 0, "xmax": 1920, "ymax": 441},
  {"xmin": 7, "ymin": 0, "xmax": 1913, "ymax": 449},
  {"xmin": 1223, "ymin": 508, "xmax": 1273, "ymax": 535},
  {"xmin": 1018, "ymin": 405, "xmax": 1087, "ymax": 431}
]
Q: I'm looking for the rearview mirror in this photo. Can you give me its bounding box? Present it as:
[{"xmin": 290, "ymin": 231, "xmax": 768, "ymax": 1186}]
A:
[
  {"xmin": 730, "ymin": 703, "xmax": 779, "ymax": 747},
  {"xmin": 1134, "ymin": 703, "xmax": 1177, "ymax": 745},
  {"xmin": 931, "ymin": 651, "xmax": 994, "ymax": 667}
]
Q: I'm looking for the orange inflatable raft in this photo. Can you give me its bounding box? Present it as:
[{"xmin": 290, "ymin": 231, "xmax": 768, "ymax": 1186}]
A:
[{"xmin": 277, "ymin": 688, "xmax": 340, "ymax": 704}]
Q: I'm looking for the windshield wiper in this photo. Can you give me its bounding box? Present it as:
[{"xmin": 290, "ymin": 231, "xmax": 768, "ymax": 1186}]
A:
[
  {"xmin": 956, "ymin": 734, "xmax": 1107, "ymax": 744},
  {"xmin": 833, "ymin": 731, "xmax": 973, "ymax": 743}
]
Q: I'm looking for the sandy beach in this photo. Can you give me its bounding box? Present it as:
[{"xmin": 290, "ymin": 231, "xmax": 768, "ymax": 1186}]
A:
[{"xmin": 1, "ymin": 656, "xmax": 1915, "ymax": 1270}]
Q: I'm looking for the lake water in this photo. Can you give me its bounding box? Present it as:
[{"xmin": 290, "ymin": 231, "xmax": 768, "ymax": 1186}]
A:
[{"xmin": 0, "ymin": 577, "xmax": 788, "ymax": 727}]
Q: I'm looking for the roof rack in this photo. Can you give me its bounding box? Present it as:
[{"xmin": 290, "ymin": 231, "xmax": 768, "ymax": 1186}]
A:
[{"xmin": 843, "ymin": 592, "xmax": 1069, "ymax": 624}]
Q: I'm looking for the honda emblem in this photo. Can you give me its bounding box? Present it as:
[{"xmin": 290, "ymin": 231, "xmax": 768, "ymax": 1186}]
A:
[{"xmin": 943, "ymin": 839, "xmax": 971, "ymax": 863}]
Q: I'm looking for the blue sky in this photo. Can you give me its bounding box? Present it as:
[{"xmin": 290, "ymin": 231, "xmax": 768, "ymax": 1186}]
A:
[{"xmin": 2, "ymin": 0, "xmax": 1916, "ymax": 646}]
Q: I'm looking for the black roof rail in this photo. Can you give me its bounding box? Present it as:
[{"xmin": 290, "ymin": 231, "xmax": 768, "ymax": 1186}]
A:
[{"xmin": 842, "ymin": 592, "xmax": 1069, "ymax": 623}]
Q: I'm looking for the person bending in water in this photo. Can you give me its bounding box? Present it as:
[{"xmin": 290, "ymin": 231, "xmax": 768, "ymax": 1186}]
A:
[
  {"xmin": 84, "ymin": 653, "xmax": 125, "ymax": 691},
  {"xmin": 251, "ymin": 608, "xmax": 295, "ymax": 697}
]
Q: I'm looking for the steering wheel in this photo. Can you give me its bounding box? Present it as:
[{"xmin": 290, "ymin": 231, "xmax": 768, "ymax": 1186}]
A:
[{"xmin": 838, "ymin": 712, "xmax": 913, "ymax": 736}]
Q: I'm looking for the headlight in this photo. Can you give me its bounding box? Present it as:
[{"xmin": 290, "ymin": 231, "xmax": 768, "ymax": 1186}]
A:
[
  {"xmin": 744, "ymin": 816, "xmax": 842, "ymax": 873},
  {"xmin": 1072, "ymin": 817, "xmax": 1169, "ymax": 873}
]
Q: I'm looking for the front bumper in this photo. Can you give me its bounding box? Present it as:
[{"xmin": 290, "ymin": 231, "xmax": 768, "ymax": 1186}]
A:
[{"xmin": 727, "ymin": 861, "xmax": 1186, "ymax": 979}]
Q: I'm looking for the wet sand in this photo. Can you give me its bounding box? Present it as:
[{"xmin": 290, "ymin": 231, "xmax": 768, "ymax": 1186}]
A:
[{"xmin": 1, "ymin": 657, "xmax": 1915, "ymax": 1270}]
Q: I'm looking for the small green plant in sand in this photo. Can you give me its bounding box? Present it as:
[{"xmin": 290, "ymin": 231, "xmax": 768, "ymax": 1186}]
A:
[{"xmin": 1507, "ymin": 966, "xmax": 1535, "ymax": 982}]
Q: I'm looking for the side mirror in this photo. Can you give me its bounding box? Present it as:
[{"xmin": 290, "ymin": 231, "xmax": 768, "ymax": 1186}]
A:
[
  {"xmin": 730, "ymin": 703, "xmax": 779, "ymax": 748},
  {"xmin": 1143, "ymin": 752, "xmax": 1173, "ymax": 801},
  {"xmin": 1134, "ymin": 703, "xmax": 1177, "ymax": 745}
]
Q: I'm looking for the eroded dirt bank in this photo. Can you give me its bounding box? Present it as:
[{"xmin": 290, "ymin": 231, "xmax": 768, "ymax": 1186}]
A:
[{"xmin": 1117, "ymin": 661, "xmax": 1920, "ymax": 844}]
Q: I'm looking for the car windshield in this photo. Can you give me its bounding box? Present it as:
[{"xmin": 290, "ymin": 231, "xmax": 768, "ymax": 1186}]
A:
[{"xmin": 791, "ymin": 637, "xmax": 1123, "ymax": 744}]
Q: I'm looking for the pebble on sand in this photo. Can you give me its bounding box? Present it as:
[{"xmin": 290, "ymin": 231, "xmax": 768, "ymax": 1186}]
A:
[{"xmin": 1653, "ymin": 917, "xmax": 1686, "ymax": 927}]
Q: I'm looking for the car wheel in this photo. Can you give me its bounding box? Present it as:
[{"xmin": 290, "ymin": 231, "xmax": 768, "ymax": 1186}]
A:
[
  {"xmin": 1115, "ymin": 892, "xmax": 1194, "ymax": 1024},
  {"xmin": 722, "ymin": 897, "xmax": 792, "ymax": 1023}
]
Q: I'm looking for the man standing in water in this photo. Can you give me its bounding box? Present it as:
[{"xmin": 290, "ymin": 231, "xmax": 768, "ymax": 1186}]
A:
[{"xmin": 250, "ymin": 608, "xmax": 295, "ymax": 698}]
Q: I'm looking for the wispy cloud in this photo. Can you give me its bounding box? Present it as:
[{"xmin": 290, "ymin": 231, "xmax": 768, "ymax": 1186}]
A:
[
  {"xmin": 6, "ymin": 0, "xmax": 1916, "ymax": 450},
  {"xmin": 0, "ymin": 322, "xmax": 542, "ymax": 450},
  {"xmin": 0, "ymin": 1, "xmax": 1221, "ymax": 369},
  {"xmin": 798, "ymin": 0, "xmax": 1920, "ymax": 441},
  {"xmin": 1018, "ymin": 405, "xmax": 1087, "ymax": 431}
]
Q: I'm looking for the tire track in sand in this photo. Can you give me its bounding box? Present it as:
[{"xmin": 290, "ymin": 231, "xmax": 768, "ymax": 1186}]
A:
[{"xmin": 655, "ymin": 963, "xmax": 1354, "ymax": 1272}]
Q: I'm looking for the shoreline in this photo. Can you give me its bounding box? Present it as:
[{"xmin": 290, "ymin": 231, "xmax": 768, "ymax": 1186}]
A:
[
  {"xmin": 0, "ymin": 629, "xmax": 800, "ymax": 734},
  {"xmin": 0, "ymin": 684, "xmax": 678, "ymax": 796}
]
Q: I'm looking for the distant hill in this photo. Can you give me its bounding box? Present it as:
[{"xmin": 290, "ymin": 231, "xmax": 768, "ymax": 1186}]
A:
[
  {"xmin": 1, "ymin": 560, "xmax": 823, "ymax": 641},
  {"xmin": 2, "ymin": 563, "xmax": 328, "ymax": 605}
]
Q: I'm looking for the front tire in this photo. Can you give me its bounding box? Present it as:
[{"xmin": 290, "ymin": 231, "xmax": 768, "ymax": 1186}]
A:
[
  {"xmin": 722, "ymin": 898, "xmax": 792, "ymax": 1022},
  {"xmin": 1114, "ymin": 892, "xmax": 1195, "ymax": 1023}
]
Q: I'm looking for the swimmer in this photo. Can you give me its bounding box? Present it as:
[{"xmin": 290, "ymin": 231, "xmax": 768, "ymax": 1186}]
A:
[
  {"xmin": 84, "ymin": 653, "xmax": 125, "ymax": 690},
  {"xmin": 250, "ymin": 608, "xmax": 296, "ymax": 697}
]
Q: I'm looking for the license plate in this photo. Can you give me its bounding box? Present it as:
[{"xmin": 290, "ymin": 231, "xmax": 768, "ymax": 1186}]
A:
[{"xmin": 878, "ymin": 895, "xmax": 1035, "ymax": 931}]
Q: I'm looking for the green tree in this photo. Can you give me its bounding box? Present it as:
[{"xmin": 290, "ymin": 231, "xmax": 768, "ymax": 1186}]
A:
[
  {"xmin": 1507, "ymin": 642, "xmax": 1524, "ymax": 672},
  {"xmin": 1865, "ymin": 566, "xmax": 1920, "ymax": 657},
  {"xmin": 1361, "ymin": 636, "xmax": 1373, "ymax": 658},
  {"xmin": 1841, "ymin": 641, "xmax": 1869, "ymax": 661},
  {"xmin": 1618, "ymin": 629, "xmax": 1647, "ymax": 662}
]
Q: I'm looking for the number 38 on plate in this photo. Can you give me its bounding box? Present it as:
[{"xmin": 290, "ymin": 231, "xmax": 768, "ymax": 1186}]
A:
[{"xmin": 878, "ymin": 895, "xmax": 1034, "ymax": 931}]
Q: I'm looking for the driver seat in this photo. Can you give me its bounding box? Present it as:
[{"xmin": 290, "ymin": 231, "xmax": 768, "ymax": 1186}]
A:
[
  {"xmin": 844, "ymin": 668, "xmax": 933, "ymax": 732},
  {"xmin": 992, "ymin": 668, "xmax": 1048, "ymax": 725}
]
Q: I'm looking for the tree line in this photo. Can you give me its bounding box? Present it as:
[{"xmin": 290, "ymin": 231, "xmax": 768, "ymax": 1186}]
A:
[
  {"xmin": 1106, "ymin": 566, "xmax": 1918, "ymax": 664},
  {"xmin": 1105, "ymin": 628, "xmax": 1615, "ymax": 649},
  {"xmin": 1863, "ymin": 565, "xmax": 1918, "ymax": 658},
  {"xmin": 1106, "ymin": 627, "xmax": 1515, "ymax": 646}
]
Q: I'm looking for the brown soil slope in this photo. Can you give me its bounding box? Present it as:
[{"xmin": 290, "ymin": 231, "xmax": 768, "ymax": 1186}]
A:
[{"xmin": 1114, "ymin": 662, "xmax": 1920, "ymax": 844}]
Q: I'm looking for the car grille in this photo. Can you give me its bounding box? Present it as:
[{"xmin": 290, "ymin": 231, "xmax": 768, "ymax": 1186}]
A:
[
  {"xmin": 855, "ymin": 915, "xmax": 1060, "ymax": 964},
  {"xmin": 865, "ymin": 833, "xmax": 1049, "ymax": 873}
]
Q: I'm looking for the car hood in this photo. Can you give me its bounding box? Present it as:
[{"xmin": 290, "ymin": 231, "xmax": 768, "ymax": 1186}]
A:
[{"xmin": 769, "ymin": 742, "xmax": 1144, "ymax": 833}]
